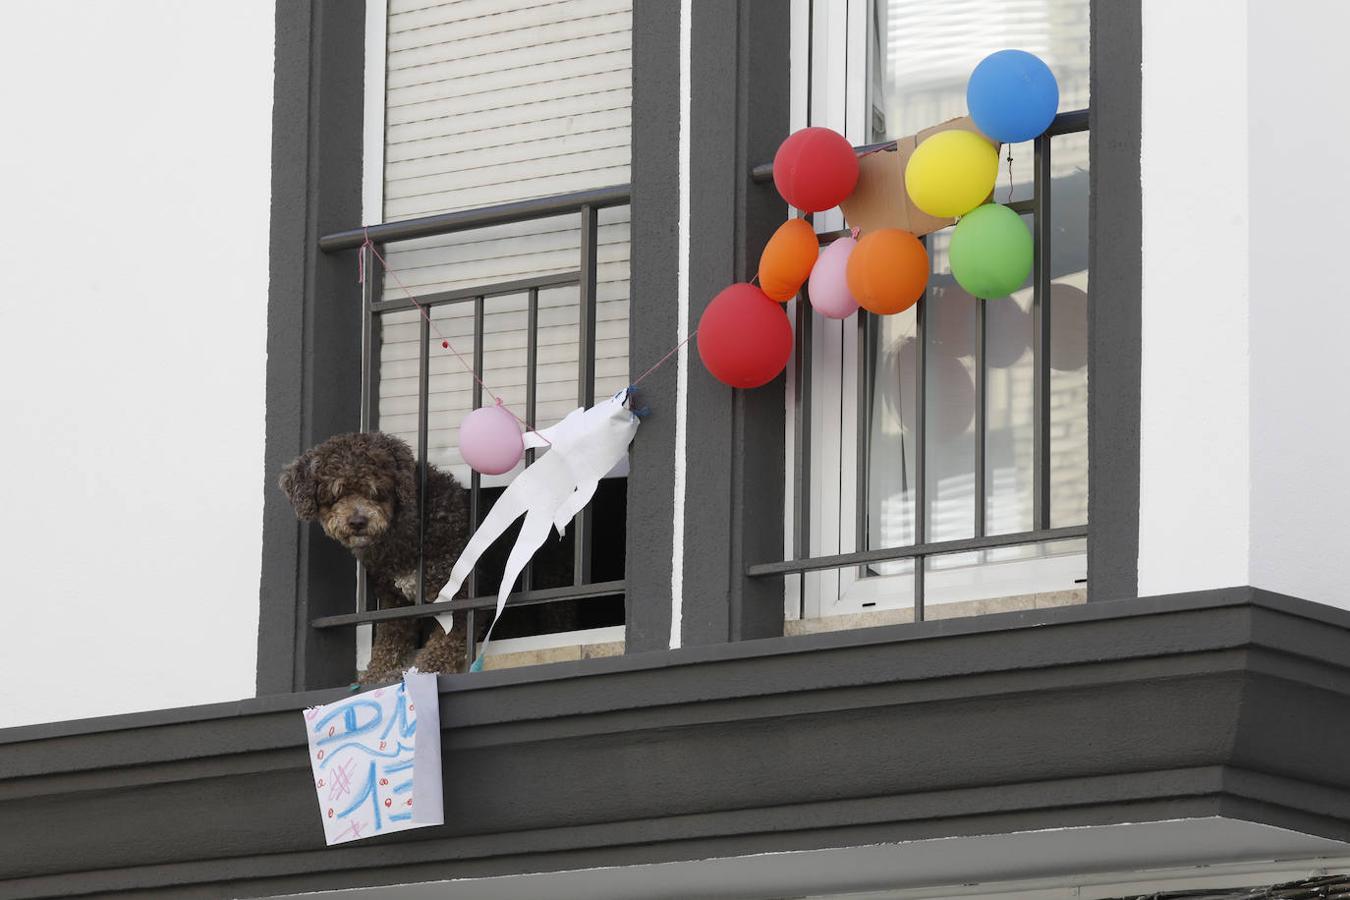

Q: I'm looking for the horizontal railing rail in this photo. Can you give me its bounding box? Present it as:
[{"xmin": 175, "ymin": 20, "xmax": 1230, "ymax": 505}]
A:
[
  {"xmin": 748, "ymin": 108, "xmax": 1089, "ymax": 184},
  {"xmin": 311, "ymin": 580, "xmax": 628, "ymax": 630},
  {"xmin": 747, "ymin": 526, "xmax": 1089, "ymax": 578},
  {"xmin": 370, "ymin": 272, "xmax": 580, "ymax": 315},
  {"xmin": 319, "ymin": 184, "xmax": 632, "ymax": 251}
]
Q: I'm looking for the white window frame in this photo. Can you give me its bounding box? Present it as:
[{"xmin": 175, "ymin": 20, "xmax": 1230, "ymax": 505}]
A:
[
  {"xmin": 785, "ymin": 0, "xmax": 871, "ymax": 622},
  {"xmin": 786, "ymin": 0, "xmax": 1089, "ymax": 624}
]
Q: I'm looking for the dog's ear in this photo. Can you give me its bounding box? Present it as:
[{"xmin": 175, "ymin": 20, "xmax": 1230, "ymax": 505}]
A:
[
  {"xmin": 387, "ymin": 435, "xmax": 419, "ymax": 513},
  {"xmin": 279, "ymin": 449, "xmax": 320, "ymax": 521}
]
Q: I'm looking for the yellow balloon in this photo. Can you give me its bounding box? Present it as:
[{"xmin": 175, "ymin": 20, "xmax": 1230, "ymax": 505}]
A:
[{"xmin": 904, "ymin": 130, "xmax": 999, "ymax": 218}]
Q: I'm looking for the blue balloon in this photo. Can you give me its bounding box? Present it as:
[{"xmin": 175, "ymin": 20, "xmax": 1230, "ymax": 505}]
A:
[{"xmin": 966, "ymin": 50, "xmax": 1060, "ymax": 144}]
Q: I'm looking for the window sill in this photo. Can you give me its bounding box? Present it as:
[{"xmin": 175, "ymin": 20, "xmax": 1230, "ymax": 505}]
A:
[
  {"xmin": 480, "ymin": 626, "xmax": 625, "ymax": 671},
  {"xmin": 785, "ymin": 587, "xmax": 1085, "ymax": 636}
]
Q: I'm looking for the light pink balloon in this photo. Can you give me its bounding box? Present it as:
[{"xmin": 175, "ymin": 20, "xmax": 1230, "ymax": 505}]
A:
[
  {"xmin": 807, "ymin": 236, "xmax": 860, "ymax": 319},
  {"xmin": 459, "ymin": 404, "xmax": 524, "ymax": 475}
]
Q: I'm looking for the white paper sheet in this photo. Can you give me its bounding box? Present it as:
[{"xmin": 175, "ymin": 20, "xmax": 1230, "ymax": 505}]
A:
[{"xmin": 302, "ymin": 670, "xmax": 443, "ymax": 845}]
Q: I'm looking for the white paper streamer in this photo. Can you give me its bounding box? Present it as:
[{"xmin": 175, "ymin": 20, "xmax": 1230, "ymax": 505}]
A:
[{"xmin": 437, "ymin": 389, "xmax": 641, "ymax": 668}]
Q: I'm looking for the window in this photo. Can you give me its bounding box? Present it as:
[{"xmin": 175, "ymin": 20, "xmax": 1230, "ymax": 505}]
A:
[
  {"xmin": 324, "ymin": 0, "xmax": 635, "ymax": 671},
  {"xmin": 778, "ymin": 0, "xmax": 1089, "ymax": 629}
]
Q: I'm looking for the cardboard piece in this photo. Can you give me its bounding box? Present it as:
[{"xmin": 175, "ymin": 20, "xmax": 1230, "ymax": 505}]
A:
[
  {"xmin": 303, "ymin": 669, "xmax": 444, "ymax": 845},
  {"xmin": 840, "ymin": 116, "xmax": 999, "ymax": 238}
]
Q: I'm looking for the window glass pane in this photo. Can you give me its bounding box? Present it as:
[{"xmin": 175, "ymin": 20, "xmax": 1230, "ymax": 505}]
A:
[
  {"xmin": 984, "ymin": 216, "xmax": 1036, "ymax": 538},
  {"xmin": 817, "ymin": 0, "xmax": 1092, "ymax": 624},
  {"xmin": 868, "ymin": 304, "xmax": 918, "ymax": 578},
  {"xmin": 869, "ymin": 0, "xmax": 1090, "ymax": 200},
  {"xmin": 1050, "ymin": 134, "xmax": 1089, "ymax": 528}
]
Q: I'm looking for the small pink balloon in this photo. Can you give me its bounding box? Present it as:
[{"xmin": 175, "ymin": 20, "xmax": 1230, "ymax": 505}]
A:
[
  {"xmin": 807, "ymin": 236, "xmax": 860, "ymax": 319},
  {"xmin": 459, "ymin": 404, "xmax": 524, "ymax": 475}
]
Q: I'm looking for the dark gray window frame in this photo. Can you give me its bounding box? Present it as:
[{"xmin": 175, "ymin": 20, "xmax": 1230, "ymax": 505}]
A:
[
  {"xmin": 258, "ymin": 0, "xmax": 1141, "ymax": 692},
  {"xmin": 626, "ymin": 0, "xmax": 791, "ymax": 651},
  {"xmin": 1086, "ymin": 0, "xmax": 1142, "ymax": 600},
  {"xmin": 257, "ymin": 0, "xmax": 367, "ymax": 694}
]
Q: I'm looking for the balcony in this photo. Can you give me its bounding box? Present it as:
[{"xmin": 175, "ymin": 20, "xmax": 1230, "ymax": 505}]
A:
[{"xmin": 5, "ymin": 589, "xmax": 1350, "ymax": 897}]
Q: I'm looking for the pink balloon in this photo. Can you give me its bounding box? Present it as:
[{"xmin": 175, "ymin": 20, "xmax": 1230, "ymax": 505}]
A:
[
  {"xmin": 459, "ymin": 405, "xmax": 524, "ymax": 475},
  {"xmin": 807, "ymin": 236, "xmax": 860, "ymax": 319}
]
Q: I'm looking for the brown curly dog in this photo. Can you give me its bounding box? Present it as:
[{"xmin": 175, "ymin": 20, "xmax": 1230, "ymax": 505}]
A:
[{"xmin": 279, "ymin": 432, "xmax": 470, "ymax": 684}]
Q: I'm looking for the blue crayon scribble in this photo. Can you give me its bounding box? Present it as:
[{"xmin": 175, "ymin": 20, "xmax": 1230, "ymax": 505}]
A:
[
  {"xmin": 379, "ymin": 689, "xmax": 417, "ymax": 742},
  {"xmin": 313, "ymin": 699, "xmax": 384, "ymax": 746}
]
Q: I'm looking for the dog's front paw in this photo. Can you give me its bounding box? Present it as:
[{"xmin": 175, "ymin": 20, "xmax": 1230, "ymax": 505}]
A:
[
  {"xmin": 411, "ymin": 628, "xmax": 467, "ymax": 675},
  {"xmin": 357, "ymin": 665, "xmax": 403, "ymax": 688}
]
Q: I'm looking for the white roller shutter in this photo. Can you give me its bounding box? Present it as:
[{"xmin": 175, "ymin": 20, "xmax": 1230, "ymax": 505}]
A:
[{"xmin": 378, "ymin": 0, "xmax": 632, "ymax": 484}]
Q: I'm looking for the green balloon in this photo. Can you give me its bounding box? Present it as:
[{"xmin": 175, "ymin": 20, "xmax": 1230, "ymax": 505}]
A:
[{"xmin": 948, "ymin": 204, "xmax": 1033, "ymax": 299}]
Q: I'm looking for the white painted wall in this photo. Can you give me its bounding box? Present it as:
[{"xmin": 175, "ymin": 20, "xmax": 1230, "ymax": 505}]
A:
[
  {"xmin": 1139, "ymin": 0, "xmax": 1350, "ymax": 607},
  {"xmin": 0, "ymin": 1, "xmax": 274, "ymax": 728},
  {"xmin": 1247, "ymin": 0, "xmax": 1350, "ymax": 607},
  {"xmin": 1138, "ymin": 0, "xmax": 1251, "ymax": 597}
]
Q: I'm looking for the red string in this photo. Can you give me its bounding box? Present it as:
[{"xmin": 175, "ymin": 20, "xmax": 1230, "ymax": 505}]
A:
[
  {"xmin": 631, "ymin": 330, "xmax": 697, "ymax": 387},
  {"xmin": 361, "ymin": 234, "xmax": 549, "ymax": 443},
  {"xmin": 360, "ymin": 235, "xmax": 706, "ymax": 416}
]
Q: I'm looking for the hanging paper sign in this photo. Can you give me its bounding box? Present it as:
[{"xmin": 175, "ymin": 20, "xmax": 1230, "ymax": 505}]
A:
[
  {"xmin": 302, "ymin": 669, "xmax": 443, "ymax": 845},
  {"xmin": 840, "ymin": 116, "xmax": 998, "ymax": 238}
]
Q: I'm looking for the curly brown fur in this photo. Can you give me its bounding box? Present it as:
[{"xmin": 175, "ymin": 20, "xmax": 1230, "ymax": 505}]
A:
[{"xmin": 280, "ymin": 432, "xmax": 471, "ymax": 683}]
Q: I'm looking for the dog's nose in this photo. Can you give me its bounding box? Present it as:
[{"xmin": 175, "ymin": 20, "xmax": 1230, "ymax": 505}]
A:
[{"xmin": 348, "ymin": 513, "xmax": 369, "ymax": 532}]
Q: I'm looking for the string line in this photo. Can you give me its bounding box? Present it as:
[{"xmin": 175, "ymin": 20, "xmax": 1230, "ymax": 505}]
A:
[
  {"xmin": 631, "ymin": 330, "xmax": 697, "ymax": 387},
  {"xmin": 358, "ymin": 231, "xmax": 693, "ymax": 420}
]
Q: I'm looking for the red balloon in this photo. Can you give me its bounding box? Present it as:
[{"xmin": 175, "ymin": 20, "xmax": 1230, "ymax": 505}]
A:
[
  {"xmin": 772, "ymin": 127, "xmax": 859, "ymax": 213},
  {"xmin": 697, "ymin": 283, "xmax": 794, "ymax": 388}
]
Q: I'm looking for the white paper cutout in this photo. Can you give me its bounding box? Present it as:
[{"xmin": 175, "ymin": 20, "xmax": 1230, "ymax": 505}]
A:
[
  {"xmin": 436, "ymin": 389, "xmax": 641, "ymax": 665},
  {"xmin": 303, "ymin": 669, "xmax": 443, "ymax": 845}
]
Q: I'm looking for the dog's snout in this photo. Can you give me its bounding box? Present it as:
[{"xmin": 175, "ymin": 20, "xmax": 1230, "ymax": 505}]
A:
[{"xmin": 348, "ymin": 512, "xmax": 369, "ymax": 532}]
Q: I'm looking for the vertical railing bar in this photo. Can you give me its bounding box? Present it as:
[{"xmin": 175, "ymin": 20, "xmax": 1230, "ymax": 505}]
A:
[
  {"xmin": 574, "ymin": 205, "xmax": 598, "ymax": 587},
  {"xmin": 1032, "ymin": 134, "xmax": 1053, "ymax": 531},
  {"xmin": 913, "ymin": 241, "xmax": 928, "ymax": 623},
  {"xmin": 578, "ymin": 205, "xmax": 598, "ymax": 407},
  {"xmin": 526, "ymin": 287, "xmax": 540, "ymax": 463},
  {"xmin": 359, "ymin": 245, "xmax": 376, "ymax": 431},
  {"xmin": 974, "ymin": 298, "xmax": 988, "ymax": 539},
  {"xmin": 522, "ymin": 286, "xmax": 539, "ymax": 594},
  {"xmin": 797, "ymin": 0, "xmax": 814, "ymax": 620},
  {"xmin": 415, "ymin": 313, "xmax": 430, "ymax": 607},
  {"xmin": 793, "ymin": 292, "xmax": 814, "ymax": 620},
  {"xmin": 465, "ymin": 608, "xmax": 477, "ymax": 674},
  {"xmin": 356, "ymin": 243, "xmax": 376, "ymax": 614},
  {"xmin": 855, "ymin": 310, "xmax": 872, "ymax": 579},
  {"xmin": 468, "ymin": 296, "xmax": 485, "ymax": 601}
]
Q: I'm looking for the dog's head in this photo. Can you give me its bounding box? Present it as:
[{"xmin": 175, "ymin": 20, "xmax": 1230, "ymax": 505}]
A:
[{"xmin": 279, "ymin": 432, "xmax": 418, "ymax": 553}]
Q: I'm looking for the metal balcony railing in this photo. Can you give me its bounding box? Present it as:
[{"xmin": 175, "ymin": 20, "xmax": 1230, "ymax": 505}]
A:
[
  {"xmin": 312, "ymin": 186, "xmax": 630, "ymax": 664},
  {"xmin": 748, "ymin": 109, "xmax": 1091, "ymax": 620}
]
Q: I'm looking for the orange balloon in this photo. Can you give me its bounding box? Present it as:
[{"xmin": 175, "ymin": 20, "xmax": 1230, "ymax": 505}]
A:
[
  {"xmin": 758, "ymin": 218, "xmax": 819, "ymax": 302},
  {"xmin": 845, "ymin": 229, "xmax": 929, "ymax": 315}
]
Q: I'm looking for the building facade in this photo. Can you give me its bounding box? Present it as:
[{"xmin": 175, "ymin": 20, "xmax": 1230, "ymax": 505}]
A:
[{"xmin": 4, "ymin": 1, "xmax": 1350, "ymax": 898}]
